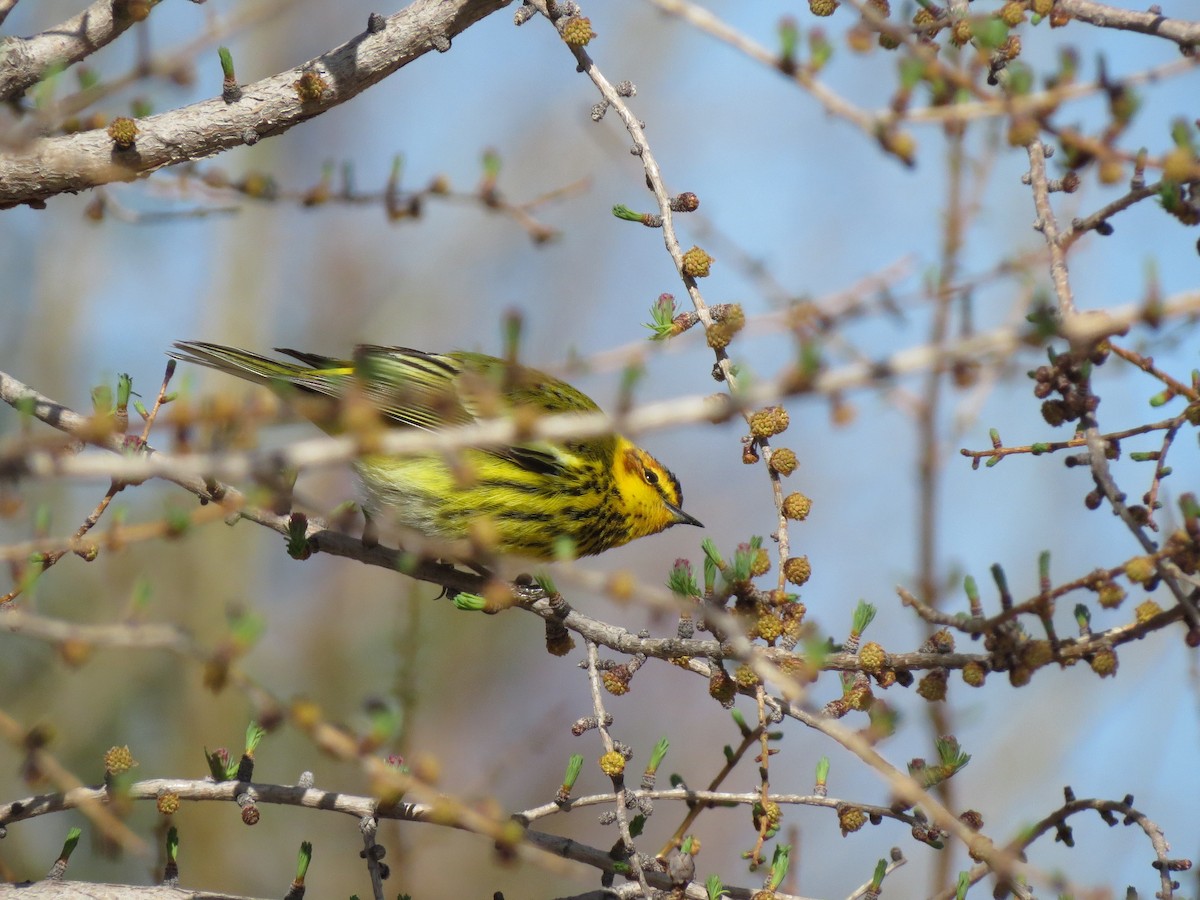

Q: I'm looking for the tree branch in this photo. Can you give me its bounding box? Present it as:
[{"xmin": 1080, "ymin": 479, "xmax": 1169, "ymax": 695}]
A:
[
  {"xmin": 0, "ymin": 0, "xmax": 510, "ymax": 208},
  {"xmin": 1057, "ymin": 0, "xmax": 1200, "ymax": 48},
  {"xmin": 0, "ymin": 0, "xmax": 144, "ymax": 104},
  {"xmin": 0, "ymin": 883, "xmax": 267, "ymax": 899}
]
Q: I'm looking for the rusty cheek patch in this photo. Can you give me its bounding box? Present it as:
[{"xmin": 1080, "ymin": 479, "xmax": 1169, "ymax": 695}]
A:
[{"xmin": 621, "ymin": 448, "xmax": 645, "ymax": 478}]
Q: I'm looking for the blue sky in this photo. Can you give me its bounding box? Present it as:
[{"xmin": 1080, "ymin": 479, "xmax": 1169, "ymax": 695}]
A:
[{"xmin": 1, "ymin": 1, "xmax": 1198, "ymax": 895}]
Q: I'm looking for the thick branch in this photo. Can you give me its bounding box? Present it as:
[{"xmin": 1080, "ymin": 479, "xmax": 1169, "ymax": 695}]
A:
[
  {"xmin": 0, "ymin": 0, "xmax": 510, "ymax": 208},
  {"xmin": 0, "ymin": 0, "xmax": 142, "ymax": 103},
  {"xmin": 0, "ymin": 884, "xmax": 262, "ymax": 899},
  {"xmin": 1058, "ymin": 0, "xmax": 1200, "ymax": 48}
]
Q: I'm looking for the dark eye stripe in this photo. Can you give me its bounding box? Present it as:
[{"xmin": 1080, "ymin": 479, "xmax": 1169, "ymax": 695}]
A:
[{"xmin": 665, "ymin": 469, "xmax": 683, "ymax": 506}]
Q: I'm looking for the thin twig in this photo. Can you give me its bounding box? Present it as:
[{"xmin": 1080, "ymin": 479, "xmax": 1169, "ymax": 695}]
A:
[
  {"xmin": 1109, "ymin": 342, "xmax": 1200, "ymax": 403},
  {"xmin": 1025, "ymin": 142, "xmax": 1076, "ymax": 318},
  {"xmin": 359, "ymin": 817, "xmax": 386, "ymax": 900},
  {"xmin": 583, "ymin": 640, "xmax": 652, "ymax": 896},
  {"xmin": 655, "ymin": 722, "xmax": 766, "ymax": 857},
  {"xmin": 960, "ymin": 415, "xmax": 1187, "ymax": 464},
  {"xmin": 1023, "ymin": 141, "xmax": 1199, "ymax": 632}
]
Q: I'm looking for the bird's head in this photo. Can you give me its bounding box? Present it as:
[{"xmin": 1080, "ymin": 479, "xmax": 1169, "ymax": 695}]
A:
[{"xmin": 612, "ymin": 438, "xmax": 702, "ymax": 544}]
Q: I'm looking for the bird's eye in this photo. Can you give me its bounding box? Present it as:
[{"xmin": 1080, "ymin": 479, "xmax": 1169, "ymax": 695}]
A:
[{"xmin": 644, "ymin": 468, "xmax": 660, "ymax": 486}]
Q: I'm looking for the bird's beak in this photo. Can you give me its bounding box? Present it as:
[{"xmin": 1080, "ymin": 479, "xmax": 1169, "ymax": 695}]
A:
[{"xmin": 667, "ymin": 502, "xmax": 703, "ymax": 528}]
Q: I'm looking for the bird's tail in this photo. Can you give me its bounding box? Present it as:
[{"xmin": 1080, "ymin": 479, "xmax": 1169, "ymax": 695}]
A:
[{"xmin": 169, "ymin": 341, "xmax": 349, "ymax": 399}]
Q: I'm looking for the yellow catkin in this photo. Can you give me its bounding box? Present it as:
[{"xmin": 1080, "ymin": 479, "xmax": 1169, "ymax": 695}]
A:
[
  {"xmin": 858, "ymin": 641, "xmax": 885, "ymax": 673},
  {"xmin": 962, "ymin": 661, "xmax": 986, "ymax": 686},
  {"xmin": 561, "ymin": 17, "xmax": 596, "ymax": 47},
  {"xmin": 1090, "ymin": 647, "xmax": 1118, "ymax": 677},
  {"xmin": 1134, "ymin": 600, "xmax": 1162, "ymax": 623},
  {"xmin": 598, "ymin": 750, "xmax": 626, "ymax": 777},
  {"xmin": 783, "ymin": 556, "xmax": 812, "ymax": 586},
  {"xmin": 999, "ymin": 1, "xmax": 1026, "ymax": 26},
  {"xmin": 1125, "ymin": 556, "xmax": 1155, "ymax": 583},
  {"xmin": 837, "ymin": 804, "xmax": 866, "ymax": 834},
  {"xmin": 782, "ymin": 492, "xmax": 812, "ymax": 520},
  {"xmin": 769, "ymin": 448, "xmax": 798, "ymax": 476},
  {"xmin": 104, "ymin": 745, "xmax": 137, "ymax": 775},
  {"xmin": 681, "ymin": 246, "xmax": 714, "ymax": 278},
  {"xmin": 107, "ymin": 117, "xmax": 138, "ymax": 148}
]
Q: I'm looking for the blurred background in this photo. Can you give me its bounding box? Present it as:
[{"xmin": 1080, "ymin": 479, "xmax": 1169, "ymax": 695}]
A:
[{"xmin": 1, "ymin": 0, "xmax": 1198, "ymax": 896}]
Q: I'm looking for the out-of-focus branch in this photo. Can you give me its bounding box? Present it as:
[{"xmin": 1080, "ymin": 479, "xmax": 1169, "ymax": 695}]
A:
[
  {"xmin": 0, "ymin": 0, "xmax": 19, "ymax": 30},
  {"xmin": 0, "ymin": 708, "xmax": 146, "ymax": 856},
  {"xmin": 643, "ymin": 0, "xmax": 877, "ymax": 135},
  {"xmin": 5, "ymin": 289, "xmax": 1200, "ymax": 486},
  {"xmin": 905, "ymin": 57, "xmax": 1198, "ymax": 125},
  {"xmin": 0, "ymin": 608, "xmax": 194, "ymax": 650},
  {"xmin": 0, "ymin": 0, "xmax": 510, "ymax": 208},
  {"xmin": 0, "ymin": 367, "xmax": 486, "ymax": 594}
]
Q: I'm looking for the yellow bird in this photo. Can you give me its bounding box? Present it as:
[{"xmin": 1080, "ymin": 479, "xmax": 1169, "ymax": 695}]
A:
[{"xmin": 171, "ymin": 342, "xmax": 701, "ymax": 559}]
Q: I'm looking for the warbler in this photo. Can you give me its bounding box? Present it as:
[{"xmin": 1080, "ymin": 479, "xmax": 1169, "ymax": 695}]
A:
[{"xmin": 170, "ymin": 341, "xmax": 702, "ymax": 559}]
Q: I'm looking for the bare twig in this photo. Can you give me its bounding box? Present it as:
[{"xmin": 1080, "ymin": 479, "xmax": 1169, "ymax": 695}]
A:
[
  {"xmin": 933, "ymin": 794, "xmax": 1183, "ymax": 900},
  {"xmin": 0, "ymin": 883, "xmax": 269, "ymax": 899},
  {"xmin": 358, "ymin": 817, "xmax": 386, "ymax": 900},
  {"xmin": 1025, "ymin": 142, "xmax": 1076, "ymax": 318},
  {"xmin": 582, "ymin": 640, "xmax": 652, "ymax": 895},
  {"xmin": 1061, "ymin": 180, "xmax": 1164, "ymax": 249},
  {"xmin": 1109, "ymin": 342, "xmax": 1200, "ymax": 403},
  {"xmin": 1022, "ymin": 141, "xmax": 1199, "ymax": 633},
  {"xmin": 960, "ymin": 415, "xmax": 1187, "ymax": 465}
]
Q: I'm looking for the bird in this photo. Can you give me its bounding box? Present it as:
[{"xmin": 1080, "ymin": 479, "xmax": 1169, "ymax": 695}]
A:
[{"xmin": 170, "ymin": 341, "xmax": 702, "ymax": 559}]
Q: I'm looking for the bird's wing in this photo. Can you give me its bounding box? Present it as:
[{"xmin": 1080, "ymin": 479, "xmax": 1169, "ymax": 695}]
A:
[
  {"xmin": 351, "ymin": 345, "xmax": 475, "ymax": 430},
  {"xmin": 349, "ymin": 347, "xmax": 601, "ymax": 476}
]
